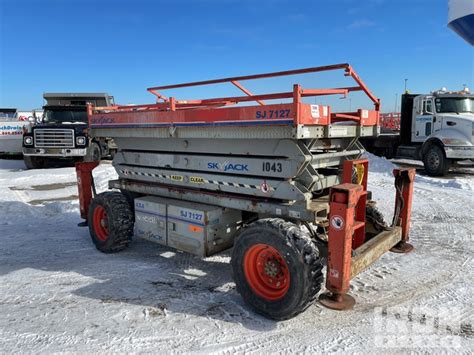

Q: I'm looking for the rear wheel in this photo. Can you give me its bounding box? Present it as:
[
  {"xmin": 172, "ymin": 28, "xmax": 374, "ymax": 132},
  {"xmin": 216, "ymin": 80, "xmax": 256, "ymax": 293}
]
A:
[
  {"xmin": 231, "ymin": 218, "xmax": 324, "ymax": 320},
  {"xmin": 423, "ymin": 145, "xmax": 450, "ymax": 176},
  {"xmin": 88, "ymin": 192, "xmax": 134, "ymax": 253}
]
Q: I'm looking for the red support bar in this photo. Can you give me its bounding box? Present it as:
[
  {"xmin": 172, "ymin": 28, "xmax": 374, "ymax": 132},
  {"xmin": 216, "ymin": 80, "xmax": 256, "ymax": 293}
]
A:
[
  {"xmin": 75, "ymin": 162, "xmax": 99, "ymax": 222},
  {"xmin": 145, "ymin": 63, "xmax": 380, "ymax": 112},
  {"xmin": 89, "ymin": 63, "xmax": 381, "ymax": 129},
  {"xmin": 231, "ymin": 80, "xmax": 266, "ymax": 106},
  {"xmin": 332, "ymin": 113, "xmax": 361, "ymax": 121},
  {"xmin": 301, "ymin": 88, "xmax": 348, "ymax": 97},
  {"xmin": 344, "ymin": 65, "xmax": 380, "ymax": 110},
  {"xmin": 293, "ymin": 84, "xmax": 302, "ymax": 120},
  {"xmin": 391, "ymin": 168, "xmax": 416, "ymax": 253},
  {"xmin": 147, "ymin": 63, "xmax": 350, "ymax": 91},
  {"xmin": 169, "ymin": 97, "xmax": 176, "ymax": 111}
]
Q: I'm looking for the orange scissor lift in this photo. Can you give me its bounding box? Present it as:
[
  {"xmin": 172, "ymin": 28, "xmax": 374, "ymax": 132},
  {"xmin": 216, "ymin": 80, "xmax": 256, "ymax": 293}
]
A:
[{"xmin": 76, "ymin": 63, "xmax": 415, "ymax": 320}]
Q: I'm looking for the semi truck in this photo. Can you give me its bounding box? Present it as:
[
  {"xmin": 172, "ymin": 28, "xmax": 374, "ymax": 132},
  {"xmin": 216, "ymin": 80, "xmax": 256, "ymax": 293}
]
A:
[
  {"xmin": 361, "ymin": 89, "xmax": 474, "ymax": 176},
  {"xmin": 22, "ymin": 93, "xmax": 117, "ymax": 169},
  {"xmin": 75, "ymin": 64, "xmax": 416, "ymax": 320}
]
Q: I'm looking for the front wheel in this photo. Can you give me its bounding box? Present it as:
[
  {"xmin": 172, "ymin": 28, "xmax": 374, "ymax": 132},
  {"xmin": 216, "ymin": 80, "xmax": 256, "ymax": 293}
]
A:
[
  {"xmin": 23, "ymin": 155, "xmax": 45, "ymax": 169},
  {"xmin": 88, "ymin": 192, "xmax": 134, "ymax": 253},
  {"xmin": 423, "ymin": 145, "xmax": 450, "ymax": 176},
  {"xmin": 231, "ymin": 218, "xmax": 324, "ymax": 320}
]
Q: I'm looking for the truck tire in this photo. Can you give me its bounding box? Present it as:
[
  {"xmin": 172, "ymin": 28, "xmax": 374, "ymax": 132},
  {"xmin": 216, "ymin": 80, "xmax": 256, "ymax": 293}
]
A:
[
  {"xmin": 88, "ymin": 192, "xmax": 134, "ymax": 253},
  {"xmin": 231, "ymin": 218, "xmax": 324, "ymax": 320},
  {"xmin": 23, "ymin": 156, "xmax": 45, "ymax": 169},
  {"xmin": 423, "ymin": 145, "xmax": 450, "ymax": 176},
  {"xmin": 85, "ymin": 142, "xmax": 101, "ymax": 162}
]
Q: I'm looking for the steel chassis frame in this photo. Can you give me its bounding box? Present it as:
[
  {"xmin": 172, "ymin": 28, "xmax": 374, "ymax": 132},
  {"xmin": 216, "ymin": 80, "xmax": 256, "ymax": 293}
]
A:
[{"xmin": 75, "ymin": 160, "xmax": 415, "ymax": 310}]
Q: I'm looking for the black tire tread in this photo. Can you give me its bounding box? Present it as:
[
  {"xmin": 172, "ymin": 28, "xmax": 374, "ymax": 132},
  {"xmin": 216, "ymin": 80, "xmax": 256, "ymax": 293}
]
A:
[
  {"xmin": 23, "ymin": 156, "xmax": 45, "ymax": 169},
  {"xmin": 423, "ymin": 145, "xmax": 449, "ymax": 176},
  {"xmin": 232, "ymin": 218, "xmax": 324, "ymax": 320},
  {"xmin": 366, "ymin": 203, "xmax": 388, "ymax": 232},
  {"xmin": 88, "ymin": 191, "xmax": 134, "ymax": 253}
]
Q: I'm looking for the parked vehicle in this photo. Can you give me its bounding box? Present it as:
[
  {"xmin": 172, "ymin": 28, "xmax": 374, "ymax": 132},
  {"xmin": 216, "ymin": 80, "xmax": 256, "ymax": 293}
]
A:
[
  {"xmin": 22, "ymin": 93, "xmax": 117, "ymax": 169},
  {"xmin": 0, "ymin": 108, "xmax": 42, "ymax": 155},
  {"xmin": 361, "ymin": 89, "xmax": 474, "ymax": 176}
]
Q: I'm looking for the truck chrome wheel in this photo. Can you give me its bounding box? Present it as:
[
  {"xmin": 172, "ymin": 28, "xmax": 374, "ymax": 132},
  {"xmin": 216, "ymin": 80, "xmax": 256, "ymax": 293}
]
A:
[
  {"xmin": 426, "ymin": 150, "xmax": 440, "ymax": 169},
  {"xmin": 423, "ymin": 145, "xmax": 450, "ymax": 176}
]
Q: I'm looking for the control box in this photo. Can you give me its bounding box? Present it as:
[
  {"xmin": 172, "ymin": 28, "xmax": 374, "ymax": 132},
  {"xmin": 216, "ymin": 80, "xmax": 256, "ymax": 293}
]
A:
[{"xmin": 134, "ymin": 196, "xmax": 242, "ymax": 257}]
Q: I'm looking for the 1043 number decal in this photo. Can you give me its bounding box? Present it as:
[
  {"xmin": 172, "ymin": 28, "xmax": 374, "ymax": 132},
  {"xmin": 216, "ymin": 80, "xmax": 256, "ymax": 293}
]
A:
[{"xmin": 262, "ymin": 161, "xmax": 282, "ymax": 173}]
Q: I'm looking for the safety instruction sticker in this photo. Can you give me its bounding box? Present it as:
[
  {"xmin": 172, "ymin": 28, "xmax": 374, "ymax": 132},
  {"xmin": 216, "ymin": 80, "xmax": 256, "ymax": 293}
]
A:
[
  {"xmin": 310, "ymin": 105, "xmax": 320, "ymax": 118},
  {"xmin": 331, "ymin": 215, "xmax": 344, "ymax": 230},
  {"xmin": 190, "ymin": 176, "xmax": 205, "ymax": 184}
]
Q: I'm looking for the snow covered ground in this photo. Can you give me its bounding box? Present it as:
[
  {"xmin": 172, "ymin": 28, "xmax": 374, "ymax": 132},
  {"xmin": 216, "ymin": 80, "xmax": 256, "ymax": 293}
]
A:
[{"xmin": 0, "ymin": 156, "xmax": 472, "ymax": 353}]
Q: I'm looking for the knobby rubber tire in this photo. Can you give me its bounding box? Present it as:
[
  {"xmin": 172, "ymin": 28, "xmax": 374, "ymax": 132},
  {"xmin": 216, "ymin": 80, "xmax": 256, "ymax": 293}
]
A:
[
  {"xmin": 366, "ymin": 202, "xmax": 389, "ymax": 234},
  {"xmin": 231, "ymin": 218, "xmax": 324, "ymax": 320},
  {"xmin": 88, "ymin": 192, "xmax": 134, "ymax": 253}
]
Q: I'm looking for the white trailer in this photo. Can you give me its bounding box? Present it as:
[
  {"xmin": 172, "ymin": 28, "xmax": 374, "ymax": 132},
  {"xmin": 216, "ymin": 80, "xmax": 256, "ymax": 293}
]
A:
[{"xmin": 0, "ymin": 108, "xmax": 42, "ymax": 155}]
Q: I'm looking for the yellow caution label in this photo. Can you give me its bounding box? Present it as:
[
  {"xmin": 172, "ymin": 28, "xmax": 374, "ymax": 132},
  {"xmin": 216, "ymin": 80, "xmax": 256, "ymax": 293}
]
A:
[
  {"xmin": 170, "ymin": 175, "xmax": 183, "ymax": 182},
  {"xmin": 190, "ymin": 176, "xmax": 205, "ymax": 184},
  {"xmin": 355, "ymin": 164, "xmax": 365, "ymax": 185}
]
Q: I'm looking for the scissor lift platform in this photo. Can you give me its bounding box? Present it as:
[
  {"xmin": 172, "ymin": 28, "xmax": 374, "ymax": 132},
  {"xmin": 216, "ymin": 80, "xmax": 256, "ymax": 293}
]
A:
[{"xmin": 76, "ymin": 64, "xmax": 415, "ymax": 320}]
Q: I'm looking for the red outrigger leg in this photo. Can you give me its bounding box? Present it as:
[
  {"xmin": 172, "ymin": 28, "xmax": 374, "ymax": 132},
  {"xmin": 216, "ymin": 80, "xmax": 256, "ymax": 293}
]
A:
[
  {"xmin": 75, "ymin": 162, "xmax": 99, "ymax": 226},
  {"xmin": 319, "ymin": 162, "xmax": 416, "ymax": 310},
  {"xmin": 390, "ymin": 168, "xmax": 416, "ymax": 253}
]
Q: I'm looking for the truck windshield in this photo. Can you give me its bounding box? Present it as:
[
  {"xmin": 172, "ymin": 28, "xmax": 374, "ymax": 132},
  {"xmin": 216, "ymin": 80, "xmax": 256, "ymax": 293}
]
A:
[
  {"xmin": 43, "ymin": 109, "xmax": 87, "ymax": 124},
  {"xmin": 435, "ymin": 97, "xmax": 474, "ymax": 113}
]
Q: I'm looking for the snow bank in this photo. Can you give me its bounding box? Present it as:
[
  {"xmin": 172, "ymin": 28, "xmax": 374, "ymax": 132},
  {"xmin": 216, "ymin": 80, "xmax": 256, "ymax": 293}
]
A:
[{"xmin": 363, "ymin": 152, "xmax": 396, "ymax": 175}]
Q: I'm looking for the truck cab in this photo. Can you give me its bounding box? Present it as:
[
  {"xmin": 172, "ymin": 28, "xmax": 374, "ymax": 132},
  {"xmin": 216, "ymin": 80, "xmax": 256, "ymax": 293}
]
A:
[
  {"xmin": 22, "ymin": 93, "xmax": 116, "ymax": 169},
  {"xmin": 401, "ymin": 89, "xmax": 474, "ymax": 175}
]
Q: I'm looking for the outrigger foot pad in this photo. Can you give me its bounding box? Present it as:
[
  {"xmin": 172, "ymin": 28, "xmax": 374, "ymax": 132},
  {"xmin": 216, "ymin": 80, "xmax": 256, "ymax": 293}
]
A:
[
  {"xmin": 390, "ymin": 241, "xmax": 414, "ymax": 254},
  {"xmin": 319, "ymin": 292, "xmax": 356, "ymax": 310},
  {"xmin": 77, "ymin": 220, "xmax": 88, "ymax": 227}
]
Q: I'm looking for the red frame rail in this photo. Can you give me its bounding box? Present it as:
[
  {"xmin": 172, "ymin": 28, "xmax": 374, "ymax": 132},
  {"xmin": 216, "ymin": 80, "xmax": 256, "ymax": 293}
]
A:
[{"xmin": 88, "ymin": 63, "xmax": 380, "ymax": 129}]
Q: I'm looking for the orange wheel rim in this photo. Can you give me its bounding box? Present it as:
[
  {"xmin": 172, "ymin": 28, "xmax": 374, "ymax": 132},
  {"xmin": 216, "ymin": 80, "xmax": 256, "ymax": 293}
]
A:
[
  {"xmin": 93, "ymin": 205, "xmax": 109, "ymax": 241},
  {"xmin": 243, "ymin": 243, "xmax": 290, "ymax": 301}
]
